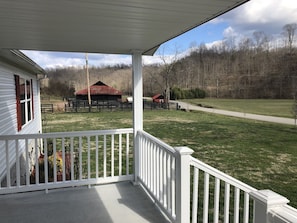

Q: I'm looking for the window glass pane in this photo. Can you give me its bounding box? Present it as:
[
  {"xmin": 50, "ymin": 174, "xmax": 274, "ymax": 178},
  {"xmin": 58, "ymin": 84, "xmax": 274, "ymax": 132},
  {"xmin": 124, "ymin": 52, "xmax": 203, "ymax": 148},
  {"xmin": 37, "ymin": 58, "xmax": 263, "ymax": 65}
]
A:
[
  {"xmin": 27, "ymin": 101, "xmax": 31, "ymax": 121},
  {"xmin": 26, "ymin": 80, "xmax": 31, "ymax": 99},
  {"xmin": 20, "ymin": 78, "xmax": 25, "ymax": 100},
  {"xmin": 21, "ymin": 102, "xmax": 26, "ymax": 125}
]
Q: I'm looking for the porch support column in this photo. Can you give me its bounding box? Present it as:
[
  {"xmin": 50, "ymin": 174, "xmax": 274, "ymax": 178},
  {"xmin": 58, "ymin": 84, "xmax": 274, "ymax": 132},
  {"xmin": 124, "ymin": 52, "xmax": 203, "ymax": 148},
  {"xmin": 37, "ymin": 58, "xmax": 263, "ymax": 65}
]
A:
[
  {"xmin": 132, "ymin": 51, "xmax": 143, "ymax": 183},
  {"xmin": 175, "ymin": 146, "xmax": 194, "ymax": 223}
]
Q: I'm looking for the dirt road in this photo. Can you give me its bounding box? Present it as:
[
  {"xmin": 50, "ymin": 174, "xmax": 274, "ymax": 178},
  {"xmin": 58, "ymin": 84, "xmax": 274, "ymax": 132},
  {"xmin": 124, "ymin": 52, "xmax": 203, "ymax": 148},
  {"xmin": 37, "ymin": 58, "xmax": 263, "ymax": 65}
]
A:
[{"xmin": 176, "ymin": 101, "xmax": 296, "ymax": 126}]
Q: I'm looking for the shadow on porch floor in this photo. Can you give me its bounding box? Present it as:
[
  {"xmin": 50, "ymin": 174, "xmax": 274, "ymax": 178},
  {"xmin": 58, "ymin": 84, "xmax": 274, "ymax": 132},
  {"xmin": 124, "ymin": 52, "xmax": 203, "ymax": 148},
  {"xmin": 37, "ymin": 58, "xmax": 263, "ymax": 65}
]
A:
[{"xmin": 0, "ymin": 181, "xmax": 170, "ymax": 223}]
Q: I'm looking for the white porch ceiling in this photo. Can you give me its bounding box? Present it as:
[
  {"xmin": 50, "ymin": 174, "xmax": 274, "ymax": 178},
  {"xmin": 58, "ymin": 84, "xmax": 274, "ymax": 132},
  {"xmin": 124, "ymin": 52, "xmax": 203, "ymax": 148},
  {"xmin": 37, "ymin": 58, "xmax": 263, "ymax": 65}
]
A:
[{"xmin": 0, "ymin": 0, "xmax": 248, "ymax": 55}]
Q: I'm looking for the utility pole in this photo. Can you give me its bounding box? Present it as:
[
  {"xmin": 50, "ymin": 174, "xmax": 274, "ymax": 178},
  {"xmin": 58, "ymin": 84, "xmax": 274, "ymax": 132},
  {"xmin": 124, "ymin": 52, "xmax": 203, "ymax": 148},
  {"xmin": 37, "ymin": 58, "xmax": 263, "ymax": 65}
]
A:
[{"xmin": 86, "ymin": 53, "xmax": 91, "ymax": 111}]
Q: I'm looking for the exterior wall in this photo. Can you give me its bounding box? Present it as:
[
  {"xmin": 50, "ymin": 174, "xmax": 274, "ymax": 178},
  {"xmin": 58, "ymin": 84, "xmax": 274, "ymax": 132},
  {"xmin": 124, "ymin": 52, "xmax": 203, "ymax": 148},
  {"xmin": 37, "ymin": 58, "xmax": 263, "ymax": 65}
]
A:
[{"xmin": 0, "ymin": 60, "xmax": 42, "ymax": 184}]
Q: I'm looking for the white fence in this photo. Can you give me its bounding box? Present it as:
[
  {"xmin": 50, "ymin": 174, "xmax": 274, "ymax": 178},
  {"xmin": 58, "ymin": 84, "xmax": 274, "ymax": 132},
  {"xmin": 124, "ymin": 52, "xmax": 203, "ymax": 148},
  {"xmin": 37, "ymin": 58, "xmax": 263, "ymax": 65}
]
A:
[
  {"xmin": 137, "ymin": 130, "xmax": 178, "ymax": 222},
  {"xmin": 190, "ymin": 157, "xmax": 257, "ymax": 223},
  {"xmin": 137, "ymin": 130, "xmax": 297, "ymax": 223},
  {"xmin": 0, "ymin": 128, "xmax": 133, "ymax": 194},
  {"xmin": 1, "ymin": 128, "xmax": 297, "ymax": 223}
]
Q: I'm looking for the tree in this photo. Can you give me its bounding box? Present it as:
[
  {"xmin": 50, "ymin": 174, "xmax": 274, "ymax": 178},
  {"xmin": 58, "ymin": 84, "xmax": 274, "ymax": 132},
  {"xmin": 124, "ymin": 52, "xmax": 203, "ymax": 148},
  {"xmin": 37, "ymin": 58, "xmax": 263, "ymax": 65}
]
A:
[
  {"xmin": 282, "ymin": 23, "xmax": 297, "ymax": 55},
  {"xmin": 158, "ymin": 46, "xmax": 180, "ymax": 103}
]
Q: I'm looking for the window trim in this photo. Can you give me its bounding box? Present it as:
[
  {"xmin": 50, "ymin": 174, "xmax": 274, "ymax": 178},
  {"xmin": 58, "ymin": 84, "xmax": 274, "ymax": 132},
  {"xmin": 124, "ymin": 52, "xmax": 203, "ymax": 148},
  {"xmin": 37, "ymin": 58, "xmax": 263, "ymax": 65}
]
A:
[{"xmin": 15, "ymin": 75, "xmax": 34, "ymax": 131}]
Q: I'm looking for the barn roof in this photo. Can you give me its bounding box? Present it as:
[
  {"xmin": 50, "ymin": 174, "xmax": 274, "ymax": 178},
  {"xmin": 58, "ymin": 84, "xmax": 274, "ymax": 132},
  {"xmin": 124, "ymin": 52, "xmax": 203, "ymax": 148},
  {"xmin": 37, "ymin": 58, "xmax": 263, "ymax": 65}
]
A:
[
  {"xmin": 152, "ymin": 94, "xmax": 164, "ymax": 100},
  {"xmin": 0, "ymin": 0, "xmax": 249, "ymax": 55},
  {"xmin": 75, "ymin": 81, "xmax": 122, "ymax": 96}
]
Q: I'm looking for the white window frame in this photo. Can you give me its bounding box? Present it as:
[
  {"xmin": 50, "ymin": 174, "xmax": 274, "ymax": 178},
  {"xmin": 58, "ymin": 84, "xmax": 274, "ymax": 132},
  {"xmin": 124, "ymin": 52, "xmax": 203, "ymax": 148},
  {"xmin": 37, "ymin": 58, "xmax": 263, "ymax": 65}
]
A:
[{"xmin": 19, "ymin": 77, "xmax": 33, "ymax": 128}]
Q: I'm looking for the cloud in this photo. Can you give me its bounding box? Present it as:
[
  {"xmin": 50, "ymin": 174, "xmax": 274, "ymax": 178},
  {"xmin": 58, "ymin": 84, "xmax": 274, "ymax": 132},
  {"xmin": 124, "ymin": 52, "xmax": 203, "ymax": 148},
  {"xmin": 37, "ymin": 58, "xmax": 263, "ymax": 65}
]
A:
[
  {"xmin": 22, "ymin": 50, "xmax": 166, "ymax": 69},
  {"xmin": 223, "ymin": 26, "xmax": 237, "ymax": 38},
  {"xmin": 22, "ymin": 51, "xmax": 135, "ymax": 69},
  {"xmin": 219, "ymin": 0, "xmax": 297, "ymax": 37}
]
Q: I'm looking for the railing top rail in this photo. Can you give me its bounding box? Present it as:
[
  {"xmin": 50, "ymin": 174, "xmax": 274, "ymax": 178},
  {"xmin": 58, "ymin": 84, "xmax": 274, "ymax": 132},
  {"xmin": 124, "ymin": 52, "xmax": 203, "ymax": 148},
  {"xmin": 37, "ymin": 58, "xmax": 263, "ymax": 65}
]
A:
[
  {"xmin": 190, "ymin": 157, "xmax": 257, "ymax": 193},
  {"xmin": 0, "ymin": 128, "xmax": 133, "ymax": 140},
  {"xmin": 275, "ymin": 205, "xmax": 297, "ymax": 222},
  {"xmin": 137, "ymin": 130, "xmax": 176, "ymax": 155}
]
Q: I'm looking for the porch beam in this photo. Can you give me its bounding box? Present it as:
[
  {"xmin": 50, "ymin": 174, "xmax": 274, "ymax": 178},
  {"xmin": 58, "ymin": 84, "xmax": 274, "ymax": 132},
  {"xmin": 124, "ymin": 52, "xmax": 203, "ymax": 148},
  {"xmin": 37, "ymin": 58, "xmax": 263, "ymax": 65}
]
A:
[{"xmin": 132, "ymin": 51, "xmax": 143, "ymax": 183}]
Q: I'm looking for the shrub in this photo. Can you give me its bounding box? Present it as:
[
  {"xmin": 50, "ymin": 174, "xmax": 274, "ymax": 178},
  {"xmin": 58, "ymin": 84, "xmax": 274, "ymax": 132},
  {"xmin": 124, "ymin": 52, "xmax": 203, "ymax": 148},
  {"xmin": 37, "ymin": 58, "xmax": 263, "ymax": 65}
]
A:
[{"xmin": 171, "ymin": 87, "xmax": 206, "ymax": 100}]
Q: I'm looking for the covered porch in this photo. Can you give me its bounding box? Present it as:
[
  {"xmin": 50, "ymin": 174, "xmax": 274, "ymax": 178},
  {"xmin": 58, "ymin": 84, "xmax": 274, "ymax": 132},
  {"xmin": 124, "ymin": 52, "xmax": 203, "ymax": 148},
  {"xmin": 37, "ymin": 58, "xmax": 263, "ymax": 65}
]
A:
[{"xmin": 1, "ymin": 0, "xmax": 297, "ymax": 222}]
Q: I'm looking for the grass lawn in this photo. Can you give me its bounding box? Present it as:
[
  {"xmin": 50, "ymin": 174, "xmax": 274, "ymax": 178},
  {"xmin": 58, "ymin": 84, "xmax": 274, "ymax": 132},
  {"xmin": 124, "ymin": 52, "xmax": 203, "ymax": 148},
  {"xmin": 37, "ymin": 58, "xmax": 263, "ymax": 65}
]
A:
[
  {"xmin": 183, "ymin": 98, "xmax": 295, "ymax": 118},
  {"xmin": 42, "ymin": 110, "xmax": 297, "ymax": 207}
]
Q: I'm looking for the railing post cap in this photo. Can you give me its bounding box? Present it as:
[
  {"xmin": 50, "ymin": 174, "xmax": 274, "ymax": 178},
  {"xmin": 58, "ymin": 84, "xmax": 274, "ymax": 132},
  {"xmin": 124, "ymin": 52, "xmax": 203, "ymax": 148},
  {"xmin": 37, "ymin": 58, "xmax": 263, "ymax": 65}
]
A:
[
  {"xmin": 250, "ymin": 189, "xmax": 289, "ymax": 207},
  {"xmin": 174, "ymin": 146, "xmax": 194, "ymax": 155}
]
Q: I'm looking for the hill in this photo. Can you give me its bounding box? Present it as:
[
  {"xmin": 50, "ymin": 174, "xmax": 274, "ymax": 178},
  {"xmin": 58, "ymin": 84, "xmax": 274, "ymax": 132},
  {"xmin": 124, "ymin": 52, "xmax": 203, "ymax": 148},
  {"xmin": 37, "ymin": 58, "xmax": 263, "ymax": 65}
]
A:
[{"xmin": 42, "ymin": 23, "xmax": 297, "ymax": 99}]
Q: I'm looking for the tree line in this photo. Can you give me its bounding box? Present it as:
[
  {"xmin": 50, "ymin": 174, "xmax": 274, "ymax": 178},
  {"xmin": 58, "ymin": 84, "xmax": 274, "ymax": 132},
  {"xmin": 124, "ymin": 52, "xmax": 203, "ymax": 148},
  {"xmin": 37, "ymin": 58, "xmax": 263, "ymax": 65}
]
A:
[
  {"xmin": 43, "ymin": 23, "xmax": 297, "ymax": 100},
  {"xmin": 161, "ymin": 23, "xmax": 297, "ymax": 99}
]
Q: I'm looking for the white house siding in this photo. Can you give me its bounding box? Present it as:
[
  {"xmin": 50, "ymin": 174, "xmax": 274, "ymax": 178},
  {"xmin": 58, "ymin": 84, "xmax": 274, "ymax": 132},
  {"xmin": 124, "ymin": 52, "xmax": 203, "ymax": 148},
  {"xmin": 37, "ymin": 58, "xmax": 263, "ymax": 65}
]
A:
[{"xmin": 0, "ymin": 60, "xmax": 42, "ymax": 184}]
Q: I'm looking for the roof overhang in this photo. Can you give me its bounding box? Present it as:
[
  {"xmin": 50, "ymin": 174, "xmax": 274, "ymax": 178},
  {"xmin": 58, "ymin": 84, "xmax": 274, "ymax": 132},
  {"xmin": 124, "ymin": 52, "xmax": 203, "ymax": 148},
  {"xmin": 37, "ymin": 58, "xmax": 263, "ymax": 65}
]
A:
[
  {"xmin": 0, "ymin": 49, "xmax": 45, "ymax": 75},
  {"xmin": 0, "ymin": 0, "xmax": 249, "ymax": 55}
]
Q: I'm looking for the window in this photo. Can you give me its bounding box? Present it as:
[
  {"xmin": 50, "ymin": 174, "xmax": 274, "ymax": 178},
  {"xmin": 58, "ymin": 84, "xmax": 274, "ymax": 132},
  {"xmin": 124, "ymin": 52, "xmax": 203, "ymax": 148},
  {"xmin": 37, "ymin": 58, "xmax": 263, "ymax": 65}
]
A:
[{"xmin": 15, "ymin": 75, "xmax": 34, "ymax": 131}]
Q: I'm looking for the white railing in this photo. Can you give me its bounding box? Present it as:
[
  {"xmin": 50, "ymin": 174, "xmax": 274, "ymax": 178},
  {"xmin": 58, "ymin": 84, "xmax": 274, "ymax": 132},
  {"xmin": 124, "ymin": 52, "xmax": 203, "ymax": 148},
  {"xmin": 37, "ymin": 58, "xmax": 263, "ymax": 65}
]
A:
[
  {"xmin": 137, "ymin": 130, "xmax": 177, "ymax": 222},
  {"xmin": 2, "ymin": 129, "xmax": 297, "ymax": 223},
  {"xmin": 190, "ymin": 157, "xmax": 257, "ymax": 223},
  {"xmin": 137, "ymin": 130, "xmax": 258, "ymax": 223},
  {"xmin": 0, "ymin": 128, "xmax": 133, "ymax": 194},
  {"xmin": 137, "ymin": 132, "xmax": 297, "ymax": 223}
]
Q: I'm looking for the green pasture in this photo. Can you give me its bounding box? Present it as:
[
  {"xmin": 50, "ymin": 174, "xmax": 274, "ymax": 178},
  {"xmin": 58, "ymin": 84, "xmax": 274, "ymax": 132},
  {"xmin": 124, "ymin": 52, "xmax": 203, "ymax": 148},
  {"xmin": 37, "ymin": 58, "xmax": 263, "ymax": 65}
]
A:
[
  {"xmin": 183, "ymin": 98, "xmax": 295, "ymax": 118},
  {"xmin": 42, "ymin": 109, "xmax": 297, "ymax": 207}
]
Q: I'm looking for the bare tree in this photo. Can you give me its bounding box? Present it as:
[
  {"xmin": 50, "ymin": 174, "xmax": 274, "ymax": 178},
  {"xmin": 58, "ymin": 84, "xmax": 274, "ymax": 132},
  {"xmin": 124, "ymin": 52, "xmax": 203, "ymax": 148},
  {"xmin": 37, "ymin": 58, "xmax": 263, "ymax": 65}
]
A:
[
  {"xmin": 158, "ymin": 46, "xmax": 180, "ymax": 102},
  {"xmin": 282, "ymin": 23, "xmax": 297, "ymax": 54}
]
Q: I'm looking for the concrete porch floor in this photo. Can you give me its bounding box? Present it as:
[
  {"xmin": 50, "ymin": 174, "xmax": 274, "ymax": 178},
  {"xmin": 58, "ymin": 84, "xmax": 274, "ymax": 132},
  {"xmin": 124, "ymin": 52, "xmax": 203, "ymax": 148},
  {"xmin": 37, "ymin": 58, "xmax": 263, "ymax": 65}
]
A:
[{"xmin": 0, "ymin": 182, "xmax": 170, "ymax": 223}]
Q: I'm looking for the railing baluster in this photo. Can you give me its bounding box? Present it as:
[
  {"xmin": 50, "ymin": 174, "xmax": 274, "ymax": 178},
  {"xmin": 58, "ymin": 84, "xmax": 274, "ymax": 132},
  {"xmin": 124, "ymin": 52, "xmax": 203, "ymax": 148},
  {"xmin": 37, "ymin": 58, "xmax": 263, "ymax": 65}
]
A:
[
  {"xmin": 15, "ymin": 139, "xmax": 20, "ymax": 187},
  {"xmin": 87, "ymin": 136, "xmax": 91, "ymax": 180},
  {"xmin": 119, "ymin": 134, "xmax": 122, "ymax": 176},
  {"xmin": 111, "ymin": 134, "xmax": 114, "ymax": 177},
  {"xmin": 167, "ymin": 153, "xmax": 171, "ymax": 212},
  {"xmin": 144, "ymin": 137, "xmax": 147, "ymax": 178},
  {"xmin": 149, "ymin": 140, "xmax": 151, "ymax": 186},
  {"xmin": 224, "ymin": 183, "xmax": 230, "ymax": 223},
  {"xmin": 62, "ymin": 137, "xmax": 66, "ymax": 182},
  {"xmin": 160, "ymin": 148, "xmax": 164, "ymax": 204},
  {"xmin": 192, "ymin": 167, "xmax": 199, "ymax": 223},
  {"xmin": 171, "ymin": 155, "xmax": 175, "ymax": 217},
  {"xmin": 79, "ymin": 137, "xmax": 82, "ymax": 181},
  {"xmin": 25, "ymin": 139, "xmax": 29, "ymax": 185},
  {"xmin": 163, "ymin": 148, "xmax": 167, "ymax": 207},
  {"xmin": 153, "ymin": 143, "xmax": 157, "ymax": 196},
  {"xmin": 146, "ymin": 140, "xmax": 149, "ymax": 187},
  {"xmin": 203, "ymin": 173, "xmax": 209, "ymax": 223},
  {"xmin": 95, "ymin": 135, "xmax": 99, "ymax": 179},
  {"xmin": 103, "ymin": 135, "xmax": 107, "ymax": 178},
  {"xmin": 214, "ymin": 177, "xmax": 220, "ymax": 223},
  {"xmin": 139, "ymin": 136, "xmax": 142, "ymax": 179},
  {"xmin": 44, "ymin": 138, "xmax": 48, "ymax": 185},
  {"xmin": 70, "ymin": 137, "xmax": 74, "ymax": 181},
  {"xmin": 126, "ymin": 133, "xmax": 129, "ymax": 175},
  {"xmin": 53, "ymin": 138, "xmax": 57, "ymax": 182},
  {"xmin": 243, "ymin": 192, "xmax": 250, "ymax": 223},
  {"xmin": 35, "ymin": 138, "xmax": 39, "ymax": 184},
  {"xmin": 156, "ymin": 145, "xmax": 160, "ymax": 201},
  {"xmin": 5, "ymin": 140, "xmax": 10, "ymax": 187},
  {"xmin": 234, "ymin": 187, "xmax": 240, "ymax": 223}
]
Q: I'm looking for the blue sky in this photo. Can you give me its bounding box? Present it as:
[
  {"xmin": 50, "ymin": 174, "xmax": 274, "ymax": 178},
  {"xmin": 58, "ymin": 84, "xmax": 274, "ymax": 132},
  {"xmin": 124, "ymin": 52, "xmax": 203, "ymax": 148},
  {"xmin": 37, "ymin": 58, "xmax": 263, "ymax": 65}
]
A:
[{"xmin": 23, "ymin": 0, "xmax": 297, "ymax": 69}]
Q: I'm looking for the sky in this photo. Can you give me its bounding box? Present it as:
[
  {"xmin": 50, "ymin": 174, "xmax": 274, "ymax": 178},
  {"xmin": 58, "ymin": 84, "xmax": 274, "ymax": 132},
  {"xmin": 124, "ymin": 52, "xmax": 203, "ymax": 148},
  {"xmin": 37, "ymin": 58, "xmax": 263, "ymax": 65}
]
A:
[{"xmin": 22, "ymin": 0, "xmax": 297, "ymax": 69}]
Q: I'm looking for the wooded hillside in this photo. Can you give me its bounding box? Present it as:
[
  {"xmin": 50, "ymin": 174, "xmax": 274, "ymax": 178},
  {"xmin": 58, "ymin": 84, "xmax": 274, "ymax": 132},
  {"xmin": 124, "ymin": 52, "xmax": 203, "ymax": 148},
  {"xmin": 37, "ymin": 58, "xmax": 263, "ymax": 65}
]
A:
[{"xmin": 43, "ymin": 23, "xmax": 297, "ymax": 99}]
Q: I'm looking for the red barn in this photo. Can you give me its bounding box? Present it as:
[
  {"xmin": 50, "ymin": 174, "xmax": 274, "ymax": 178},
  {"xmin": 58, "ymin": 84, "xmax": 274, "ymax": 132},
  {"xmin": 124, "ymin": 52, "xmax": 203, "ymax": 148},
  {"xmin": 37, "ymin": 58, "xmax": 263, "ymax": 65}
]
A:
[
  {"xmin": 75, "ymin": 81, "xmax": 122, "ymax": 102},
  {"xmin": 152, "ymin": 94, "xmax": 165, "ymax": 103}
]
